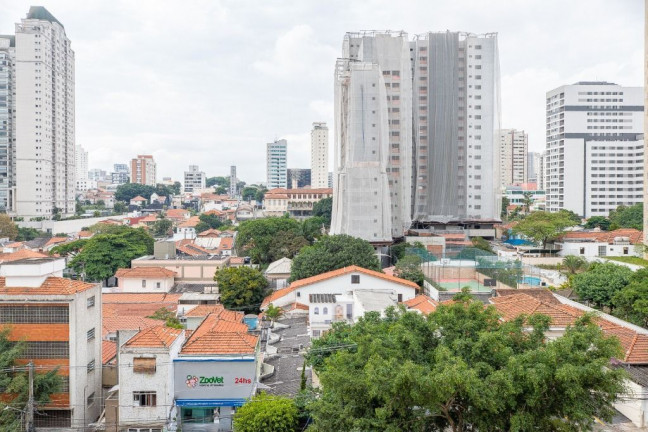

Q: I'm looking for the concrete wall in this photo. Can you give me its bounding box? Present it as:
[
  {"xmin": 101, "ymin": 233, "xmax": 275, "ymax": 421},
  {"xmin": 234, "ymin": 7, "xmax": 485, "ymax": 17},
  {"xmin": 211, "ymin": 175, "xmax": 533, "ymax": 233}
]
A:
[{"xmin": 16, "ymin": 214, "xmax": 129, "ymax": 234}]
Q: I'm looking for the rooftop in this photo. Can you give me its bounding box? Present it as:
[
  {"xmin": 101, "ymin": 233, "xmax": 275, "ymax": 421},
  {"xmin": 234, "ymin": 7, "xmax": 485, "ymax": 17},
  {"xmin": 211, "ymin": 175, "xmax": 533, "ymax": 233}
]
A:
[
  {"xmin": 180, "ymin": 312, "xmax": 257, "ymax": 355},
  {"xmin": 125, "ymin": 325, "xmax": 183, "ymax": 348},
  {"xmin": 403, "ymin": 294, "xmax": 439, "ymax": 315},
  {"xmin": 265, "ymin": 257, "xmax": 292, "ymax": 275},
  {"xmin": 26, "ymin": 6, "xmax": 63, "ymax": 28},
  {"xmin": 0, "ymin": 276, "xmax": 95, "ymax": 296},
  {"xmin": 114, "ymin": 266, "xmax": 176, "ymax": 278},
  {"xmin": 102, "ymin": 316, "xmax": 162, "ymax": 337}
]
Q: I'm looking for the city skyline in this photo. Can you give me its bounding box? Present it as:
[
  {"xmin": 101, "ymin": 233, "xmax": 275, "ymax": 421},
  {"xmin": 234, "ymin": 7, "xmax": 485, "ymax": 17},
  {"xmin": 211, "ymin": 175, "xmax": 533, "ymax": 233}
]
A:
[{"xmin": 0, "ymin": 0, "xmax": 642, "ymax": 184}]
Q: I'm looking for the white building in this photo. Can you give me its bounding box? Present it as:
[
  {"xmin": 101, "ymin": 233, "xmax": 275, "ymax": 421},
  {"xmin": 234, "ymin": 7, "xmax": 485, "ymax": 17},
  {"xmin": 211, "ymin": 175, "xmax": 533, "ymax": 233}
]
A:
[
  {"xmin": 117, "ymin": 326, "xmax": 185, "ymax": 431},
  {"xmin": 75, "ymin": 178, "xmax": 97, "ymax": 192},
  {"xmin": 12, "ymin": 7, "xmax": 76, "ymax": 218},
  {"xmin": 114, "ymin": 266, "xmax": 177, "ymax": 293},
  {"xmin": 545, "ymin": 82, "xmax": 644, "ymax": 217},
  {"xmin": 266, "ymin": 139, "xmax": 287, "ymax": 189},
  {"xmin": 229, "ymin": 165, "xmax": 237, "ymax": 197},
  {"xmin": 0, "ymin": 35, "xmax": 14, "ymax": 213},
  {"xmin": 184, "ymin": 165, "xmax": 206, "ymax": 193},
  {"xmin": 310, "ymin": 122, "xmax": 329, "ymax": 188},
  {"xmin": 261, "ymin": 266, "xmax": 418, "ymax": 338},
  {"xmin": 498, "ymin": 129, "xmax": 528, "ymax": 189},
  {"xmin": 111, "ymin": 163, "xmax": 129, "ymax": 185},
  {"xmin": 131, "ymin": 154, "xmax": 156, "ymax": 186},
  {"xmin": 556, "ymin": 228, "xmax": 643, "ymax": 258},
  {"xmin": 0, "ymin": 256, "xmax": 102, "ymax": 429},
  {"xmin": 75, "ymin": 145, "xmax": 88, "ymax": 183},
  {"xmin": 412, "ymin": 32, "xmax": 501, "ymax": 222}
]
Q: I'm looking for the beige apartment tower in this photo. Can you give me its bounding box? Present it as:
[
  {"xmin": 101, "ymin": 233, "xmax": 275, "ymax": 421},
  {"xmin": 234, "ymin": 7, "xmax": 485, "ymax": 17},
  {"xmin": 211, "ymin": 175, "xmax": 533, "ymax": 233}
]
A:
[
  {"xmin": 498, "ymin": 129, "xmax": 528, "ymax": 189},
  {"xmin": 131, "ymin": 155, "xmax": 157, "ymax": 186}
]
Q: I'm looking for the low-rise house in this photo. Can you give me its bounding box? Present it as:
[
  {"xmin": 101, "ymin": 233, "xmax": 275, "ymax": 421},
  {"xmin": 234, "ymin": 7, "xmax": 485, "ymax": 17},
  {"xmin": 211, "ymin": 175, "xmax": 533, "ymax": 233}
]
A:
[
  {"xmin": 130, "ymin": 196, "xmax": 147, "ymax": 207},
  {"xmin": 263, "ymin": 187, "xmax": 332, "ymax": 218},
  {"xmin": 114, "ymin": 267, "xmax": 177, "ymax": 293},
  {"xmin": 115, "ymin": 326, "xmax": 185, "ymax": 431},
  {"xmin": 235, "ymin": 204, "xmax": 255, "ymax": 222},
  {"xmin": 43, "ymin": 236, "xmax": 69, "ymax": 252},
  {"xmin": 261, "ymin": 266, "xmax": 418, "ymax": 337},
  {"xmin": 557, "ymin": 228, "xmax": 644, "ymax": 258},
  {"xmin": 194, "ymin": 229, "xmax": 222, "ymax": 249},
  {"xmin": 166, "ymin": 208, "xmax": 191, "ymax": 223},
  {"xmin": 402, "ymin": 294, "xmax": 439, "ymax": 315},
  {"xmin": 217, "ymin": 236, "xmax": 234, "ymax": 256},
  {"xmin": 264, "ymin": 257, "xmax": 292, "ymax": 289}
]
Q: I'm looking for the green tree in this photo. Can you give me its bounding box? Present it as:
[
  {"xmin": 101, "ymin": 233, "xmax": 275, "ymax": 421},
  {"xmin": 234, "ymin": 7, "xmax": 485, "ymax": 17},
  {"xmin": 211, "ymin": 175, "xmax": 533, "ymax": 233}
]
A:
[
  {"xmin": 557, "ymin": 208, "xmax": 583, "ymax": 225},
  {"xmin": 584, "ymin": 216, "xmax": 612, "ymax": 231},
  {"xmin": 307, "ymin": 304, "xmax": 626, "ymax": 432},
  {"xmin": 147, "ymin": 307, "xmax": 182, "ymax": 329},
  {"xmin": 237, "ymin": 218, "xmax": 305, "ymax": 264},
  {"xmin": 561, "ymin": 255, "xmax": 589, "ymax": 275},
  {"xmin": 609, "ymin": 203, "xmax": 643, "ymax": 230},
  {"xmin": 172, "ymin": 181, "xmax": 182, "ymax": 195},
  {"xmin": 393, "ymin": 255, "xmax": 425, "ymax": 287},
  {"xmin": 300, "ymin": 216, "xmax": 325, "ymax": 242},
  {"xmin": 198, "ymin": 213, "xmax": 223, "ymax": 230},
  {"xmin": 68, "ymin": 227, "xmax": 154, "ymax": 282},
  {"xmin": 268, "ymin": 231, "xmax": 310, "ymax": 263},
  {"xmin": 152, "ymin": 218, "xmax": 173, "ymax": 237},
  {"xmin": 113, "ymin": 202, "xmax": 127, "ymax": 214},
  {"xmin": 571, "ymin": 261, "xmax": 633, "ymax": 309},
  {"xmin": 206, "ymin": 176, "xmax": 229, "ymax": 188},
  {"xmin": 242, "ymin": 186, "xmax": 259, "ymax": 201},
  {"xmin": 16, "ymin": 227, "xmax": 50, "ymax": 241},
  {"xmin": 312, "ymin": 197, "xmax": 332, "ymax": 227},
  {"xmin": 612, "ymin": 268, "xmax": 648, "ymax": 327},
  {"xmin": 0, "ymin": 214, "xmax": 18, "ymax": 240},
  {"xmin": 255, "ymin": 187, "xmax": 267, "ymax": 202},
  {"xmin": 471, "ymin": 236, "xmax": 494, "ymax": 254},
  {"xmin": 0, "ymin": 328, "xmax": 63, "ymax": 431},
  {"xmin": 512, "ymin": 210, "xmax": 575, "ymax": 249},
  {"xmin": 50, "ymin": 239, "xmax": 87, "ymax": 256},
  {"xmin": 500, "ymin": 196, "xmax": 510, "ymax": 219},
  {"xmin": 265, "ymin": 304, "xmax": 284, "ymax": 326},
  {"xmin": 233, "ymin": 392, "xmax": 298, "ymax": 432},
  {"xmin": 214, "ymin": 267, "xmax": 269, "ymax": 314},
  {"xmin": 290, "ymin": 234, "xmax": 380, "ymax": 281},
  {"xmin": 114, "ymin": 183, "xmax": 156, "ymax": 203},
  {"xmin": 522, "ymin": 191, "xmax": 533, "ymax": 212}
]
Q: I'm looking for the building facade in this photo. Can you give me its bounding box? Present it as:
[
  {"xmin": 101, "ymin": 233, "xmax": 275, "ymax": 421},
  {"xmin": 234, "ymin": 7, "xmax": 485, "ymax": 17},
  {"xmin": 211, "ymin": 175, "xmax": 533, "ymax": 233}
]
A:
[
  {"xmin": 264, "ymin": 187, "xmax": 332, "ymax": 218},
  {"xmin": 412, "ymin": 31, "xmax": 501, "ymax": 222},
  {"xmin": 545, "ymin": 82, "xmax": 644, "ymax": 217},
  {"xmin": 12, "ymin": 7, "xmax": 75, "ymax": 218},
  {"xmin": 184, "ymin": 165, "xmax": 206, "ymax": 193},
  {"xmin": 498, "ymin": 129, "xmax": 528, "ymax": 189},
  {"xmin": 229, "ymin": 165, "xmax": 237, "ymax": 197},
  {"xmin": 0, "ymin": 35, "xmax": 15, "ymax": 212},
  {"xmin": 287, "ymin": 168, "xmax": 311, "ymax": 188},
  {"xmin": 131, "ymin": 154, "xmax": 156, "ymax": 186},
  {"xmin": 527, "ymin": 151, "xmax": 541, "ymax": 183},
  {"xmin": 111, "ymin": 163, "xmax": 129, "ymax": 185},
  {"xmin": 266, "ymin": 139, "xmax": 287, "ymax": 188},
  {"xmin": 310, "ymin": 122, "xmax": 328, "ymax": 188},
  {"xmin": 75, "ymin": 145, "xmax": 88, "ymax": 182}
]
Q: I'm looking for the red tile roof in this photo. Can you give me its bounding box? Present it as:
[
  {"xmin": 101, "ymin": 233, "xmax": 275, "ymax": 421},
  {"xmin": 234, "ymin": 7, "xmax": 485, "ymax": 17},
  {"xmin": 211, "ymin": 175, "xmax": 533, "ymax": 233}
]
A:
[
  {"xmin": 198, "ymin": 229, "xmax": 222, "ymax": 237},
  {"xmin": 403, "ymin": 294, "xmax": 439, "ymax": 315},
  {"xmin": 45, "ymin": 237, "xmax": 68, "ymax": 247},
  {"xmin": 493, "ymin": 288, "xmax": 559, "ymax": 304},
  {"xmin": 102, "ymin": 340, "xmax": 117, "ymax": 365},
  {"xmin": 185, "ymin": 304, "xmax": 224, "ymax": 317},
  {"xmin": 178, "ymin": 216, "xmax": 201, "ymax": 228},
  {"xmin": 0, "ymin": 250, "xmax": 48, "ymax": 262},
  {"xmin": 102, "ymin": 316, "xmax": 163, "ymax": 337},
  {"xmin": 78, "ymin": 231, "xmax": 93, "ymax": 238},
  {"xmin": 5, "ymin": 242, "xmax": 24, "ymax": 248},
  {"xmin": 0, "ymin": 277, "xmax": 96, "ymax": 295},
  {"xmin": 176, "ymin": 241, "xmax": 212, "ymax": 256},
  {"xmin": 560, "ymin": 228, "xmax": 643, "ymax": 245},
  {"xmin": 166, "ymin": 209, "xmax": 190, "ymax": 219},
  {"xmin": 218, "ymin": 237, "xmax": 234, "ymax": 251},
  {"xmin": 125, "ymin": 325, "xmax": 183, "ymax": 348},
  {"xmin": 103, "ymin": 293, "xmax": 182, "ymax": 304},
  {"xmin": 114, "ymin": 267, "xmax": 176, "ymax": 278},
  {"xmin": 180, "ymin": 312, "xmax": 256, "ymax": 355},
  {"xmin": 131, "ymin": 196, "xmax": 146, "ymax": 201}
]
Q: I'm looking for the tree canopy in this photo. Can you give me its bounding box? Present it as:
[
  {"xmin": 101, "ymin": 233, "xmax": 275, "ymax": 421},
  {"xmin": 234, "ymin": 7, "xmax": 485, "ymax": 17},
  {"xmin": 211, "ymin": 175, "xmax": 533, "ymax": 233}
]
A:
[
  {"xmin": 237, "ymin": 217, "xmax": 317, "ymax": 265},
  {"xmin": 290, "ymin": 234, "xmax": 380, "ymax": 281},
  {"xmin": 152, "ymin": 218, "xmax": 173, "ymax": 237},
  {"xmin": 608, "ymin": 203, "xmax": 643, "ymax": 230},
  {"xmin": 114, "ymin": 183, "xmax": 155, "ymax": 203},
  {"xmin": 312, "ymin": 197, "xmax": 332, "ymax": 227},
  {"xmin": 214, "ymin": 266, "xmax": 269, "ymax": 314},
  {"xmin": 571, "ymin": 261, "xmax": 633, "ymax": 310},
  {"xmin": 612, "ymin": 268, "xmax": 648, "ymax": 328},
  {"xmin": 0, "ymin": 214, "xmax": 18, "ymax": 240},
  {"xmin": 206, "ymin": 176, "xmax": 229, "ymax": 188},
  {"xmin": 233, "ymin": 392, "xmax": 298, "ymax": 432},
  {"xmin": 512, "ymin": 211, "xmax": 576, "ymax": 248},
  {"xmin": 584, "ymin": 216, "xmax": 611, "ymax": 231},
  {"xmin": 305, "ymin": 303, "xmax": 626, "ymax": 432},
  {"xmin": 68, "ymin": 226, "xmax": 154, "ymax": 282},
  {"xmin": 393, "ymin": 255, "xmax": 425, "ymax": 287}
]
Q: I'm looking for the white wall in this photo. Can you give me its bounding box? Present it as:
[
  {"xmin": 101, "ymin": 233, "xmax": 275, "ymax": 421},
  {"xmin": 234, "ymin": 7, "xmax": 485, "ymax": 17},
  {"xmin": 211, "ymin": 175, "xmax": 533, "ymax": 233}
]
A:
[
  {"xmin": 559, "ymin": 242, "xmax": 641, "ymax": 258},
  {"xmin": 117, "ymin": 276, "xmax": 175, "ymax": 293}
]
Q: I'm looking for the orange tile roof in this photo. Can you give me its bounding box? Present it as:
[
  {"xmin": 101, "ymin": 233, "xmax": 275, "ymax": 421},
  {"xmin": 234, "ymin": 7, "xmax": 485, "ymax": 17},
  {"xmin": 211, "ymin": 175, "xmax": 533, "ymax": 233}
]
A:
[
  {"xmin": 561, "ymin": 228, "xmax": 643, "ymax": 245},
  {"xmin": 403, "ymin": 294, "xmax": 439, "ymax": 315},
  {"xmin": 198, "ymin": 229, "xmax": 222, "ymax": 237},
  {"xmin": 218, "ymin": 237, "xmax": 234, "ymax": 251},
  {"xmin": 178, "ymin": 216, "xmax": 201, "ymax": 228},
  {"xmin": 0, "ymin": 277, "xmax": 96, "ymax": 295},
  {"xmin": 103, "ymin": 303, "xmax": 176, "ymax": 318},
  {"xmin": 131, "ymin": 196, "xmax": 146, "ymax": 201},
  {"xmin": 229, "ymin": 257, "xmax": 245, "ymax": 265},
  {"xmin": 166, "ymin": 209, "xmax": 190, "ymax": 219},
  {"xmin": 125, "ymin": 325, "xmax": 183, "ymax": 348},
  {"xmin": 5, "ymin": 242, "xmax": 24, "ymax": 248},
  {"xmin": 262, "ymin": 285, "xmax": 297, "ymax": 308},
  {"xmin": 176, "ymin": 241, "xmax": 212, "ymax": 256},
  {"xmin": 493, "ymin": 288, "xmax": 559, "ymax": 304},
  {"xmin": 115, "ymin": 266, "xmax": 176, "ymax": 278},
  {"xmin": 102, "ymin": 340, "xmax": 117, "ymax": 365},
  {"xmin": 102, "ymin": 293, "xmax": 182, "ymax": 304},
  {"xmin": 102, "ymin": 316, "xmax": 163, "ymax": 336},
  {"xmin": 45, "ymin": 237, "xmax": 68, "ymax": 247},
  {"xmin": 78, "ymin": 231, "xmax": 93, "ymax": 238},
  {"xmin": 0, "ymin": 250, "xmax": 48, "ymax": 262},
  {"xmin": 181, "ymin": 312, "xmax": 256, "ymax": 355},
  {"xmin": 185, "ymin": 304, "xmax": 224, "ymax": 317},
  {"xmin": 139, "ymin": 215, "xmax": 158, "ymax": 223}
]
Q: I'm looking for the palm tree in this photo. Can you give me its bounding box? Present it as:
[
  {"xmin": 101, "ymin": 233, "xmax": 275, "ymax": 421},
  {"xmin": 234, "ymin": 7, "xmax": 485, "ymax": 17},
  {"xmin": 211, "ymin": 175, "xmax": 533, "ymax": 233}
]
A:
[
  {"xmin": 265, "ymin": 303, "xmax": 283, "ymax": 327},
  {"xmin": 522, "ymin": 192, "xmax": 533, "ymax": 213},
  {"xmin": 562, "ymin": 255, "xmax": 588, "ymax": 275}
]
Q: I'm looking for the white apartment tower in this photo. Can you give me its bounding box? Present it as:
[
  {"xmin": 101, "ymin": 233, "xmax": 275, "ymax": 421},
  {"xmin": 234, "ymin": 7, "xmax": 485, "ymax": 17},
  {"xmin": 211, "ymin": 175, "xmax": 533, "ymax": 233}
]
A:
[
  {"xmin": 183, "ymin": 165, "xmax": 206, "ymax": 193},
  {"xmin": 266, "ymin": 139, "xmax": 287, "ymax": 189},
  {"xmin": 527, "ymin": 151, "xmax": 541, "ymax": 183},
  {"xmin": 75, "ymin": 144, "xmax": 88, "ymax": 181},
  {"xmin": 13, "ymin": 7, "xmax": 75, "ymax": 218},
  {"xmin": 498, "ymin": 129, "xmax": 528, "ymax": 189},
  {"xmin": 0, "ymin": 35, "xmax": 15, "ymax": 212},
  {"xmin": 545, "ymin": 82, "xmax": 644, "ymax": 217},
  {"xmin": 229, "ymin": 165, "xmax": 237, "ymax": 197},
  {"xmin": 310, "ymin": 122, "xmax": 329, "ymax": 188},
  {"xmin": 331, "ymin": 31, "xmax": 413, "ymax": 241},
  {"xmin": 130, "ymin": 154, "xmax": 156, "ymax": 186},
  {"xmin": 412, "ymin": 32, "xmax": 501, "ymax": 222}
]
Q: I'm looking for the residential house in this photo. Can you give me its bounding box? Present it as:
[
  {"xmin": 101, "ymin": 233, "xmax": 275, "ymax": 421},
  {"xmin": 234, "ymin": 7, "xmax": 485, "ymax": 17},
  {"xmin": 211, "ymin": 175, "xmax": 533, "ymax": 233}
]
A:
[
  {"xmin": 557, "ymin": 228, "xmax": 644, "ymax": 258},
  {"xmin": 261, "ymin": 266, "xmax": 418, "ymax": 337},
  {"xmin": 194, "ymin": 229, "xmax": 222, "ymax": 250},
  {"xmin": 114, "ymin": 267, "xmax": 177, "ymax": 293},
  {"xmin": 264, "ymin": 257, "xmax": 292, "ymax": 289},
  {"xmin": 174, "ymin": 216, "xmax": 200, "ymax": 241},
  {"xmin": 166, "ymin": 208, "xmax": 191, "ymax": 224},
  {"xmin": 235, "ymin": 204, "xmax": 255, "ymax": 222},
  {"xmin": 263, "ymin": 187, "xmax": 332, "ymax": 218},
  {"xmin": 0, "ymin": 257, "xmax": 102, "ymax": 429},
  {"xmin": 130, "ymin": 196, "xmax": 147, "ymax": 207}
]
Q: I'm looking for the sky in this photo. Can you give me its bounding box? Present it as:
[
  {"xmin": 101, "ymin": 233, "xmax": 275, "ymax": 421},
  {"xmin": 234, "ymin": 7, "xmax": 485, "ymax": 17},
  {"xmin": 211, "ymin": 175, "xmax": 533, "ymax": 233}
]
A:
[{"xmin": 0, "ymin": 0, "xmax": 643, "ymax": 184}]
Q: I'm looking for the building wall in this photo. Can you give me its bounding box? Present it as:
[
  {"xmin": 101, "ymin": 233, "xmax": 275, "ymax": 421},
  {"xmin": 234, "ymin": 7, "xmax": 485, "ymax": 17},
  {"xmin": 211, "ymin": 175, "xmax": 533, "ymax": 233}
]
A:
[
  {"xmin": 184, "ymin": 165, "xmax": 206, "ymax": 193},
  {"xmin": 0, "ymin": 36, "xmax": 14, "ymax": 213},
  {"xmin": 311, "ymin": 122, "xmax": 329, "ymax": 188},
  {"xmin": 116, "ymin": 276, "xmax": 175, "ymax": 293},
  {"xmin": 14, "ymin": 10, "xmax": 75, "ymax": 218},
  {"xmin": 75, "ymin": 145, "xmax": 88, "ymax": 182},
  {"xmin": 558, "ymin": 241, "xmax": 641, "ymax": 258},
  {"xmin": 131, "ymin": 155, "xmax": 156, "ymax": 186},
  {"xmin": 132, "ymin": 257, "xmax": 229, "ymax": 282},
  {"xmin": 266, "ymin": 139, "xmax": 287, "ymax": 188},
  {"xmin": 498, "ymin": 129, "xmax": 528, "ymax": 189}
]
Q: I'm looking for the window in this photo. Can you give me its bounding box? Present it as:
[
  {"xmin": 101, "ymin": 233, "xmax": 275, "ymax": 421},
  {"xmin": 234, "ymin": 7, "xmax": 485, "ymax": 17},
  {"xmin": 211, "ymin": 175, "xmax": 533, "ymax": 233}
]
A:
[
  {"xmin": 323, "ymin": 307, "xmax": 328, "ymax": 315},
  {"xmin": 87, "ymin": 296, "xmax": 95, "ymax": 308},
  {"xmin": 142, "ymin": 280, "xmax": 146, "ymax": 288},
  {"xmin": 624, "ymin": 247, "xmax": 629, "ymax": 255},
  {"xmin": 397, "ymin": 294, "xmax": 403, "ymax": 303},
  {"xmin": 579, "ymin": 248, "xmax": 585, "ymax": 255},
  {"xmin": 156, "ymin": 282, "xmax": 161, "ymax": 289},
  {"xmin": 351, "ymin": 275, "xmax": 360, "ymax": 284},
  {"xmin": 22, "ymin": 341, "xmax": 68, "ymax": 358},
  {"xmin": 87, "ymin": 392, "xmax": 95, "ymax": 407},
  {"xmin": 87, "ymin": 328, "xmax": 95, "ymax": 341},
  {"xmin": 0, "ymin": 305, "xmax": 68, "ymax": 323},
  {"xmin": 314, "ymin": 307, "xmax": 319, "ymax": 315},
  {"xmin": 133, "ymin": 391, "xmax": 157, "ymax": 407},
  {"xmin": 133, "ymin": 357, "xmax": 156, "ymax": 374},
  {"xmin": 312, "ymin": 330, "xmax": 321, "ymax": 338},
  {"xmin": 87, "ymin": 360, "xmax": 96, "ymax": 373}
]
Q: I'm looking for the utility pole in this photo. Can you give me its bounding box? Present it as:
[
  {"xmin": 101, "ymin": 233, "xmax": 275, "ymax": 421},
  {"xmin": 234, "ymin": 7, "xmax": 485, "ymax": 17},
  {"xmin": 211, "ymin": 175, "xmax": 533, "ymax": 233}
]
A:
[{"xmin": 26, "ymin": 361, "xmax": 34, "ymax": 432}]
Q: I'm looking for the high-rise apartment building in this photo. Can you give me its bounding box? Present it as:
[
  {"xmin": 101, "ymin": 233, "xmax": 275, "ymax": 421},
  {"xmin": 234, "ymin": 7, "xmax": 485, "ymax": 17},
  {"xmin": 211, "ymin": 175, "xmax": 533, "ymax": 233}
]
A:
[
  {"xmin": 498, "ymin": 129, "xmax": 528, "ymax": 189},
  {"xmin": 412, "ymin": 32, "xmax": 501, "ymax": 222},
  {"xmin": 331, "ymin": 31, "xmax": 412, "ymax": 242},
  {"xmin": 111, "ymin": 163, "xmax": 129, "ymax": 185},
  {"xmin": 545, "ymin": 82, "xmax": 644, "ymax": 217},
  {"xmin": 184, "ymin": 165, "xmax": 206, "ymax": 193},
  {"xmin": 527, "ymin": 151, "xmax": 541, "ymax": 183},
  {"xmin": 288, "ymin": 168, "xmax": 311, "ymax": 188},
  {"xmin": 75, "ymin": 145, "xmax": 88, "ymax": 181},
  {"xmin": 229, "ymin": 165, "xmax": 237, "ymax": 197},
  {"xmin": 9, "ymin": 7, "xmax": 76, "ymax": 218},
  {"xmin": 310, "ymin": 122, "xmax": 329, "ymax": 188},
  {"xmin": 130, "ymin": 154, "xmax": 156, "ymax": 186},
  {"xmin": 0, "ymin": 35, "xmax": 15, "ymax": 212},
  {"xmin": 266, "ymin": 139, "xmax": 287, "ymax": 189}
]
